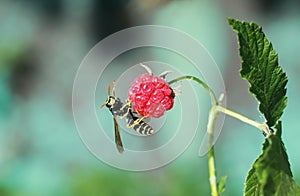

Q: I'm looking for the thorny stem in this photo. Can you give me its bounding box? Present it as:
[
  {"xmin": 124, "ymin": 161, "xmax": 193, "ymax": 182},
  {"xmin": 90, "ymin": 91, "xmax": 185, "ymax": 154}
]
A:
[{"xmin": 169, "ymin": 75, "xmax": 270, "ymax": 196}]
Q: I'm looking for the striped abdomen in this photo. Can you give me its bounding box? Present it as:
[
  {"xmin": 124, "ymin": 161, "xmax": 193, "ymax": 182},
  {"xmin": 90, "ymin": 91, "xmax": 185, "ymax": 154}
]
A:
[{"xmin": 126, "ymin": 110, "xmax": 154, "ymax": 135}]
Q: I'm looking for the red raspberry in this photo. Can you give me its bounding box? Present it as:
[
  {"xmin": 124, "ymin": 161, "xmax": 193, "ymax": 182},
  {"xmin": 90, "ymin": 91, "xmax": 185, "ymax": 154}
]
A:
[{"xmin": 128, "ymin": 73, "xmax": 174, "ymax": 118}]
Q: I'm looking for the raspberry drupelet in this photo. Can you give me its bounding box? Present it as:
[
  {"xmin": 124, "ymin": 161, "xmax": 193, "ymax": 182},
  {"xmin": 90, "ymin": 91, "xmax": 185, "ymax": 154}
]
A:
[{"xmin": 128, "ymin": 67, "xmax": 175, "ymax": 118}]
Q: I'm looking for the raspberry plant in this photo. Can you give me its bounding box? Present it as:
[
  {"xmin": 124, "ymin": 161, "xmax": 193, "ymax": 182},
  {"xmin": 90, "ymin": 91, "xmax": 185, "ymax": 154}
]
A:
[
  {"xmin": 167, "ymin": 18, "xmax": 300, "ymax": 195},
  {"xmin": 102, "ymin": 18, "xmax": 300, "ymax": 195}
]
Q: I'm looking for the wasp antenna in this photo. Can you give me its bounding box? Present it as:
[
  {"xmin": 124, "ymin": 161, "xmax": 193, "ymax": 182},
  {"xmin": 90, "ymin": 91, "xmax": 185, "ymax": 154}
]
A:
[
  {"xmin": 140, "ymin": 63, "xmax": 153, "ymax": 75},
  {"xmin": 112, "ymin": 81, "xmax": 116, "ymax": 96},
  {"xmin": 107, "ymin": 83, "xmax": 111, "ymax": 96}
]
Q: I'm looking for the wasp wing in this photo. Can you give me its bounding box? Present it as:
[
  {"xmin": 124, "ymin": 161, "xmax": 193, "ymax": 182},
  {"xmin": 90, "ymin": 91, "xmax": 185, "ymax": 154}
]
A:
[{"xmin": 113, "ymin": 115, "xmax": 124, "ymax": 153}]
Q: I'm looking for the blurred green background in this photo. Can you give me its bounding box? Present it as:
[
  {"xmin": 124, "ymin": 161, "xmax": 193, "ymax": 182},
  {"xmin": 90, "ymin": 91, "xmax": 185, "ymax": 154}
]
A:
[{"xmin": 1, "ymin": 0, "xmax": 300, "ymax": 195}]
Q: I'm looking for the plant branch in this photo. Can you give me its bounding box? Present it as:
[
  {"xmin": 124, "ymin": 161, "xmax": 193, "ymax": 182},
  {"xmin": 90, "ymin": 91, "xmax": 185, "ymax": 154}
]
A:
[
  {"xmin": 207, "ymin": 106, "xmax": 219, "ymax": 196},
  {"xmin": 168, "ymin": 75, "xmax": 217, "ymax": 106},
  {"xmin": 169, "ymin": 75, "xmax": 219, "ymax": 196},
  {"xmin": 215, "ymin": 105, "xmax": 271, "ymax": 136},
  {"xmin": 169, "ymin": 75, "xmax": 272, "ymax": 195}
]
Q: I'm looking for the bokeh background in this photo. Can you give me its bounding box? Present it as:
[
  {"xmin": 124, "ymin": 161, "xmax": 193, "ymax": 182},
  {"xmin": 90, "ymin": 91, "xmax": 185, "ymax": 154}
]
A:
[{"xmin": 1, "ymin": 0, "xmax": 300, "ymax": 195}]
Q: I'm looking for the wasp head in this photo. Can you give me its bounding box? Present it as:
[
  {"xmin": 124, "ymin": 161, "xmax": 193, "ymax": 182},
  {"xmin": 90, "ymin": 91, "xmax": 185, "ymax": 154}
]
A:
[
  {"xmin": 106, "ymin": 96, "xmax": 116, "ymax": 107},
  {"xmin": 100, "ymin": 95, "xmax": 114, "ymax": 109},
  {"xmin": 100, "ymin": 82, "xmax": 121, "ymax": 110}
]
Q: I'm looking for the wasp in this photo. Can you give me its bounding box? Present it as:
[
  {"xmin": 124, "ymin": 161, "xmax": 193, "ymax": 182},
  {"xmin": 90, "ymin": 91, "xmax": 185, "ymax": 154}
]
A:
[{"xmin": 100, "ymin": 82, "xmax": 154, "ymax": 153}]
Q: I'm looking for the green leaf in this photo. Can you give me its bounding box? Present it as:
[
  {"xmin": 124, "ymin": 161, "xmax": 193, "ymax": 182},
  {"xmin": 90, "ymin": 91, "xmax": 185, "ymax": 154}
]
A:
[
  {"xmin": 217, "ymin": 176, "xmax": 227, "ymax": 195},
  {"xmin": 228, "ymin": 18, "xmax": 288, "ymax": 127},
  {"xmin": 244, "ymin": 122, "xmax": 300, "ymax": 196}
]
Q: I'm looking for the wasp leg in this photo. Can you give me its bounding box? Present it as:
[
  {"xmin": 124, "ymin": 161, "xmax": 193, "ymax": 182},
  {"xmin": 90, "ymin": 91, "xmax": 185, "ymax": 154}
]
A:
[{"xmin": 120, "ymin": 100, "xmax": 131, "ymax": 110}]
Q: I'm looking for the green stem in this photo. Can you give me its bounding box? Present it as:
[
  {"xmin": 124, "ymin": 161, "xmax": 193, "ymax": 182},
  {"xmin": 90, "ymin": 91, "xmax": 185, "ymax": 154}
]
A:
[
  {"xmin": 215, "ymin": 105, "xmax": 271, "ymax": 136},
  {"xmin": 169, "ymin": 75, "xmax": 219, "ymax": 196},
  {"xmin": 169, "ymin": 75, "xmax": 270, "ymax": 196},
  {"xmin": 169, "ymin": 76, "xmax": 217, "ymax": 106},
  {"xmin": 207, "ymin": 106, "xmax": 219, "ymax": 196}
]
